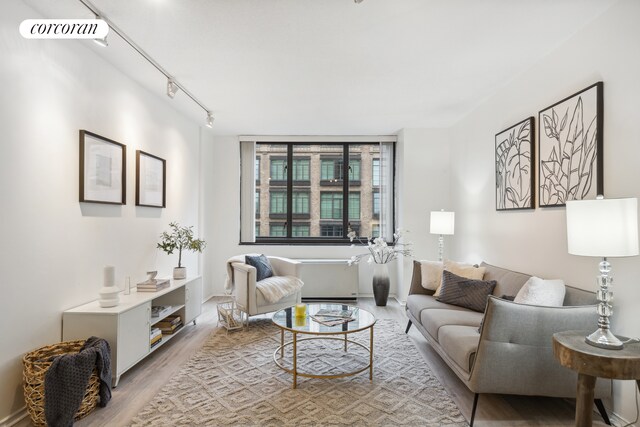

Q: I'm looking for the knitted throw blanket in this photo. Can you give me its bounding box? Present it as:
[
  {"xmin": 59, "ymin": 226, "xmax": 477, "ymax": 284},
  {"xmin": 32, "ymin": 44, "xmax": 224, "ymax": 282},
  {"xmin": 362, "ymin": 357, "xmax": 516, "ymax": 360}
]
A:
[{"xmin": 44, "ymin": 336, "xmax": 112, "ymax": 427}]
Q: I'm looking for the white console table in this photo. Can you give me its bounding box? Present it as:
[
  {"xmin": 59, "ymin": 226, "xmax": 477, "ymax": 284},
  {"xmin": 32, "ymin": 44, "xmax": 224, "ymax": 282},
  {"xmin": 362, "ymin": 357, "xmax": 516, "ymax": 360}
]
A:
[{"xmin": 62, "ymin": 276, "xmax": 202, "ymax": 387}]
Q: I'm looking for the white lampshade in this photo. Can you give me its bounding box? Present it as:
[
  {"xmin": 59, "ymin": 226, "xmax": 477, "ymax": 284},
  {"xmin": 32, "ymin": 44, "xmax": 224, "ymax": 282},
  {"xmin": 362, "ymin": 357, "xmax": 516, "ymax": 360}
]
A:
[
  {"xmin": 566, "ymin": 197, "xmax": 639, "ymax": 257},
  {"xmin": 430, "ymin": 211, "xmax": 455, "ymax": 235}
]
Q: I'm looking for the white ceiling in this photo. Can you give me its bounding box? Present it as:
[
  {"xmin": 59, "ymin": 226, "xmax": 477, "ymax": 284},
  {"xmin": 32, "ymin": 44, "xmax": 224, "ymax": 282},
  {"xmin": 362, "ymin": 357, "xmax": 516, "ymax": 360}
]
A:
[{"xmin": 25, "ymin": 0, "xmax": 617, "ymax": 135}]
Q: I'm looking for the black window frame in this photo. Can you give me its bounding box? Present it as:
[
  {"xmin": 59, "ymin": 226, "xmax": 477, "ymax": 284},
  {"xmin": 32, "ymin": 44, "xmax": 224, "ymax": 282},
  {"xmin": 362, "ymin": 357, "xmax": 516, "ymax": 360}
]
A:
[{"xmin": 252, "ymin": 141, "xmax": 395, "ymax": 245}]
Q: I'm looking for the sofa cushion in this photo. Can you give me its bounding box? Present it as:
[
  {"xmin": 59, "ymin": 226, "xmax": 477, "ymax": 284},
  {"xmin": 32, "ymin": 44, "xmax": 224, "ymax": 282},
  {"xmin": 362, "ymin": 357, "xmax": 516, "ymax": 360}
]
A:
[
  {"xmin": 438, "ymin": 325, "xmax": 480, "ymax": 373},
  {"xmin": 437, "ymin": 271, "xmax": 497, "ymax": 312},
  {"xmin": 406, "ymin": 294, "xmax": 469, "ymax": 323},
  {"xmin": 481, "ymin": 262, "xmax": 531, "ymax": 298},
  {"xmin": 514, "ymin": 276, "xmax": 565, "ymax": 306},
  {"xmin": 420, "ymin": 308, "xmax": 483, "ymax": 343},
  {"xmin": 420, "ymin": 260, "xmax": 443, "ymax": 291}
]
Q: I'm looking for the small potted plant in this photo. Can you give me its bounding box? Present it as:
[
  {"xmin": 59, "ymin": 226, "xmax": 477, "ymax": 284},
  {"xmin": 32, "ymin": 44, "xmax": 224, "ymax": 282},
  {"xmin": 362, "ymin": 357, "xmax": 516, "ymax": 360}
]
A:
[{"xmin": 157, "ymin": 222, "xmax": 206, "ymax": 279}]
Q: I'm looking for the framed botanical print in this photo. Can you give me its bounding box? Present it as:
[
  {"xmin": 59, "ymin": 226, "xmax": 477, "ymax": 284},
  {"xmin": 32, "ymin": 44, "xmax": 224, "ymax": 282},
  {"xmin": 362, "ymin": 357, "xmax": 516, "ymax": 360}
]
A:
[
  {"xmin": 538, "ymin": 82, "xmax": 603, "ymax": 207},
  {"xmin": 136, "ymin": 150, "xmax": 166, "ymax": 208},
  {"xmin": 495, "ymin": 117, "xmax": 535, "ymax": 210},
  {"xmin": 79, "ymin": 130, "xmax": 126, "ymax": 204}
]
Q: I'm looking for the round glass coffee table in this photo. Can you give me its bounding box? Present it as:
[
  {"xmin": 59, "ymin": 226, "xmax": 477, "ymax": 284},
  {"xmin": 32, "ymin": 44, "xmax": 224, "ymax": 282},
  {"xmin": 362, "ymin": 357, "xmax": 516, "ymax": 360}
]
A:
[{"xmin": 272, "ymin": 303, "xmax": 376, "ymax": 389}]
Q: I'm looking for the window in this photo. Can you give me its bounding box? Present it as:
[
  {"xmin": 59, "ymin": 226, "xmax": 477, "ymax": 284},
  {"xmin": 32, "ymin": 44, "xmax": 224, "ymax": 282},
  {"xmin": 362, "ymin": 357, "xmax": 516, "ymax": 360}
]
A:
[
  {"xmin": 371, "ymin": 224, "xmax": 380, "ymax": 238},
  {"xmin": 255, "ymin": 191, "xmax": 260, "ymax": 217},
  {"xmin": 293, "ymin": 191, "xmax": 309, "ymax": 215},
  {"xmin": 293, "ymin": 158, "xmax": 310, "ymax": 181},
  {"xmin": 242, "ymin": 140, "xmax": 395, "ymax": 243},
  {"xmin": 270, "ymin": 191, "xmax": 286, "ymax": 215},
  {"xmin": 270, "ymin": 158, "xmax": 286, "ymax": 181},
  {"xmin": 373, "ymin": 191, "xmax": 380, "ymax": 217},
  {"xmin": 292, "ymin": 223, "xmax": 310, "ymax": 237},
  {"xmin": 321, "ymin": 192, "xmax": 342, "ymax": 219},
  {"xmin": 372, "ymin": 159, "xmax": 380, "ymax": 187}
]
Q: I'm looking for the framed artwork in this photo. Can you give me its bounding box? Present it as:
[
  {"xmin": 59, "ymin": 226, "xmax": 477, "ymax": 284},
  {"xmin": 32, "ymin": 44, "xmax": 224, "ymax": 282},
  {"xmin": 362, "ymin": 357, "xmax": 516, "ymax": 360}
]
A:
[
  {"xmin": 538, "ymin": 82, "xmax": 603, "ymax": 207},
  {"xmin": 79, "ymin": 130, "xmax": 126, "ymax": 204},
  {"xmin": 136, "ymin": 150, "xmax": 166, "ymax": 208},
  {"xmin": 495, "ymin": 117, "xmax": 535, "ymax": 210}
]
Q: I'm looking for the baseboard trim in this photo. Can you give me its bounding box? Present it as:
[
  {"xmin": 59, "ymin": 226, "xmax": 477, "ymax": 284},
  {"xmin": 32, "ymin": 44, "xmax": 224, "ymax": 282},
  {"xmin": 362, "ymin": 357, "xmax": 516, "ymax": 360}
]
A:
[{"xmin": 0, "ymin": 406, "xmax": 28, "ymax": 427}]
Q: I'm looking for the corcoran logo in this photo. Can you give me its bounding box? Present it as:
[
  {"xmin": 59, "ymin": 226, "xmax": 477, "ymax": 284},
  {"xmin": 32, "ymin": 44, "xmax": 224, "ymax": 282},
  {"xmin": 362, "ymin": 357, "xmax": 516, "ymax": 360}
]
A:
[{"xmin": 19, "ymin": 19, "xmax": 109, "ymax": 39}]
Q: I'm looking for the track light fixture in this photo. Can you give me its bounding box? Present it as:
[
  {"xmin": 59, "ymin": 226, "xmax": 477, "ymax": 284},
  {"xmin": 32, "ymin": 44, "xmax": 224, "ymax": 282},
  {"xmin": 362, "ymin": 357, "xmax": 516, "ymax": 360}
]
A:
[
  {"xmin": 166, "ymin": 79, "xmax": 179, "ymax": 99},
  {"xmin": 354, "ymin": 0, "xmax": 364, "ymax": 3},
  {"xmin": 78, "ymin": 0, "xmax": 214, "ymax": 128},
  {"xmin": 93, "ymin": 36, "xmax": 108, "ymax": 47}
]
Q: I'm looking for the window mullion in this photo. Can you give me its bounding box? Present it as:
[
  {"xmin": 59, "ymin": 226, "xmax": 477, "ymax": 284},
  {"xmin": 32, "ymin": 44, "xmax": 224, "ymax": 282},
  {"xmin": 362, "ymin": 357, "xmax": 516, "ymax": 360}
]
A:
[
  {"xmin": 286, "ymin": 146, "xmax": 293, "ymax": 238},
  {"xmin": 342, "ymin": 143, "xmax": 349, "ymax": 237}
]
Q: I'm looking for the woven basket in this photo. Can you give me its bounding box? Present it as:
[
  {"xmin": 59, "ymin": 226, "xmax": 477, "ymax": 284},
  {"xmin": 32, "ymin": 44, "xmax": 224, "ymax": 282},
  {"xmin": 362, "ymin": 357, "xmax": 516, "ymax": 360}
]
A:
[{"xmin": 23, "ymin": 340, "xmax": 100, "ymax": 426}]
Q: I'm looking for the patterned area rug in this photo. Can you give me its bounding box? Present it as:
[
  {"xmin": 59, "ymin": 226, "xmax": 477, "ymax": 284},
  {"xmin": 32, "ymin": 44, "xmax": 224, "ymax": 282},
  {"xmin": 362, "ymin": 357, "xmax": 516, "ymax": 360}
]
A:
[{"xmin": 131, "ymin": 319, "xmax": 467, "ymax": 426}]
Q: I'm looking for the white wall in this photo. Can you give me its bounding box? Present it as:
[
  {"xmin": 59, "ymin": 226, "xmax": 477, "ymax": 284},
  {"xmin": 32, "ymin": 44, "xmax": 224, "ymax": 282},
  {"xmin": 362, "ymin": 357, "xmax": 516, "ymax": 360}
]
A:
[
  {"xmin": 396, "ymin": 128, "xmax": 452, "ymax": 301},
  {"xmin": 0, "ymin": 3, "xmax": 205, "ymax": 421},
  {"xmin": 448, "ymin": 0, "xmax": 640, "ymax": 421}
]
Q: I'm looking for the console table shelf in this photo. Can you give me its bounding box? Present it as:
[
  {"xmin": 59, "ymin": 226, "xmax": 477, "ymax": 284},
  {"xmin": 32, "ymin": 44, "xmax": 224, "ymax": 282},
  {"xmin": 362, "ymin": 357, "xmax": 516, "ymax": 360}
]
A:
[{"xmin": 63, "ymin": 276, "xmax": 202, "ymax": 387}]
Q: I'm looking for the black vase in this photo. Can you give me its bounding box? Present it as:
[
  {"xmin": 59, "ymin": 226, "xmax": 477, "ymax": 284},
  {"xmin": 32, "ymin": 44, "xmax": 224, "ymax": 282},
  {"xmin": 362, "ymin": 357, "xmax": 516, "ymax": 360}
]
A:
[{"xmin": 372, "ymin": 263, "xmax": 390, "ymax": 306}]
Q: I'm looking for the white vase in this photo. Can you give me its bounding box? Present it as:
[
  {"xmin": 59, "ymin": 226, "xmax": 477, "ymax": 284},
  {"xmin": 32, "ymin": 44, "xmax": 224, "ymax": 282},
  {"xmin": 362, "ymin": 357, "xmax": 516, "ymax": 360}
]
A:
[
  {"xmin": 372, "ymin": 263, "xmax": 390, "ymax": 306},
  {"xmin": 173, "ymin": 267, "xmax": 187, "ymax": 280}
]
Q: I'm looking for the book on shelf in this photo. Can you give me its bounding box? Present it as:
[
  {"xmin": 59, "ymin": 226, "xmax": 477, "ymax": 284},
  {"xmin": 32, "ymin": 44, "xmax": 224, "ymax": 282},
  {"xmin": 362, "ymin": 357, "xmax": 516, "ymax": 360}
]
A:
[
  {"xmin": 314, "ymin": 309, "xmax": 353, "ymax": 318},
  {"xmin": 151, "ymin": 305, "xmax": 173, "ymax": 318},
  {"xmin": 150, "ymin": 335, "xmax": 162, "ymax": 348},
  {"xmin": 137, "ymin": 279, "xmax": 170, "ymax": 292},
  {"xmin": 159, "ymin": 322, "xmax": 183, "ymax": 334},
  {"xmin": 310, "ymin": 315, "xmax": 355, "ymax": 327},
  {"xmin": 156, "ymin": 315, "xmax": 181, "ymax": 328}
]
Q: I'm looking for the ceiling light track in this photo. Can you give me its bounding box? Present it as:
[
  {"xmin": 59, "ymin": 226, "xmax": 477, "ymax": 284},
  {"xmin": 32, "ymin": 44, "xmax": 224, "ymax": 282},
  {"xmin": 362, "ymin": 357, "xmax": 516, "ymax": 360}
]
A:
[{"xmin": 77, "ymin": 0, "xmax": 214, "ymax": 127}]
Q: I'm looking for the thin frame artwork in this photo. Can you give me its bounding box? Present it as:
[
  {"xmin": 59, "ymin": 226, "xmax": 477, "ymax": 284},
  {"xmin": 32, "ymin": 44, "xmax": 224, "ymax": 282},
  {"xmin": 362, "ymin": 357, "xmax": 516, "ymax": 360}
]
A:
[
  {"xmin": 495, "ymin": 117, "xmax": 535, "ymax": 211},
  {"xmin": 136, "ymin": 150, "xmax": 166, "ymax": 208},
  {"xmin": 79, "ymin": 130, "xmax": 126, "ymax": 204},
  {"xmin": 538, "ymin": 82, "xmax": 603, "ymax": 207}
]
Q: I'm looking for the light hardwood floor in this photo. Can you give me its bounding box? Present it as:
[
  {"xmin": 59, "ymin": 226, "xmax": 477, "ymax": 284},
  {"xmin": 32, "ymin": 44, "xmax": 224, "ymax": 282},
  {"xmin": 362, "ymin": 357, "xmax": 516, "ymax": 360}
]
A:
[{"xmin": 21, "ymin": 298, "xmax": 610, "ymax": 426}]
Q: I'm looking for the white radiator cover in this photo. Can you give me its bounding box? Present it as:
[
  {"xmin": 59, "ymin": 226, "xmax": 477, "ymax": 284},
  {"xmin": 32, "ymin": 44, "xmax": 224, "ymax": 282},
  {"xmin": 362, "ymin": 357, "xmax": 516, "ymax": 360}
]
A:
[{"xmin": 296, "ymin": 259, "xmax": 359, "ymax": 299}]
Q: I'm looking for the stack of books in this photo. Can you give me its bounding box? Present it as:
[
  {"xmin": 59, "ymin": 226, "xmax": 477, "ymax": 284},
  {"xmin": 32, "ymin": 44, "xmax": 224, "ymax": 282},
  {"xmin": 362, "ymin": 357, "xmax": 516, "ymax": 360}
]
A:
[
  {"xmin": 150, "ymin": 327, "xmax": 162, "ymax": 348},
  {"xmin": 137, "ymin": 279, "xmax": 170, "ymax": 292},
  {"xmin": 156, "ymin": 315, "xmax": 183, "ymax": 334},
  {"xmin": 311, "ymin": 309, "xmax": 356, "ymax": 326}
]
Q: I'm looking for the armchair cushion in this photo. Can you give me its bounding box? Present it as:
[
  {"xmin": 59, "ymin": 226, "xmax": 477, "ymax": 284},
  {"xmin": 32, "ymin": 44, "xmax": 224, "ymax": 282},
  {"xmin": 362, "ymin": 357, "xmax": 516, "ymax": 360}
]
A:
[
  {"xmin": 256, "ymin": 275, "xmax": 304, "ymax": 304},
  {"xmin": 245, "ymin": 254, "xmax": 274, "ymax": 281}
]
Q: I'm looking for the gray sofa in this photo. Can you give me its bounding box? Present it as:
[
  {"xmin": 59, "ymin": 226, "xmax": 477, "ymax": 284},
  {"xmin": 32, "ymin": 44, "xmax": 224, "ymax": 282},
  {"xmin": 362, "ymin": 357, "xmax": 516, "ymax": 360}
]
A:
[{"xmin": 405, "ymin": 261, "xmax": 612, "ymax": 426}]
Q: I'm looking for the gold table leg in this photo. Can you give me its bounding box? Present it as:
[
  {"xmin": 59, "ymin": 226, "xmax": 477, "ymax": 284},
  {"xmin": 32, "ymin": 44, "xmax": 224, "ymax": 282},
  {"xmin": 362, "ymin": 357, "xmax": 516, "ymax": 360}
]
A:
[
  {"xmin": 369, "ymin": 325, "xmax": 374, "ymax": 381},
  {"xmin": 280, "ymin": 329, "xmax": 284, "ymax": 358},
  {"xmin": 292, "ymin": 332, "xmax": 297, "ymax": 389}
]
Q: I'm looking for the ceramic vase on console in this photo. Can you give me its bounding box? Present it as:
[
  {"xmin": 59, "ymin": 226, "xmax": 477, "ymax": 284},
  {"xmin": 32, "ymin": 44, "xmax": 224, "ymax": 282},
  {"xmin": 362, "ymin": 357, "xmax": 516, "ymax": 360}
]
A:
[
  {"xmin": 372, "ymin": 263, "xmax": 390, "ymax": 306},
  {"xmin": 99, "ymin": 265, "xmax": 120, "ymax": 308}
]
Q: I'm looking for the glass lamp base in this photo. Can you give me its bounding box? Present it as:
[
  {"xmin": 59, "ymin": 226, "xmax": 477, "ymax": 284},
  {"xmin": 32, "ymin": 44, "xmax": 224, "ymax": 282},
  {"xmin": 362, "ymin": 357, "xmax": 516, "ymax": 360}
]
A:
[{"xmin": 585, "ymin": 328, "xmax": 624, "ymax": 350}]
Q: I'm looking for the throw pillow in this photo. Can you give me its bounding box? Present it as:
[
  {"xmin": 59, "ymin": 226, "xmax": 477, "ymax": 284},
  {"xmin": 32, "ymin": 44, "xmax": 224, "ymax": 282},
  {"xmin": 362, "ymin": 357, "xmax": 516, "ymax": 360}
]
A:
[
  {"xmin": 514, "ymin": 276, "xmax": 565, "ymax": 306},
  {"xmin": 434, "ymin": 260, "xmax": 486, "ymax": 296},
  {"xmin": 420, "ymin": 260, "xmax": 443, "ymax": 291},
  {"xmin": 245, "ymin": 254, "xmax": 274, "ymax": 282},
  {"xmin": 436, "ymin": 270, "xmax": 497, "ymax": 313}
]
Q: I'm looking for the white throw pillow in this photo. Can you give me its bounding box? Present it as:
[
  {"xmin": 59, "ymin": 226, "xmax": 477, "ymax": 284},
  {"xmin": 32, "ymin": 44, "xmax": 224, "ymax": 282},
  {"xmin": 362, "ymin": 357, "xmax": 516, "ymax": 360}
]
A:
[
  {"xmin": 420, "ymin": 260, "xmax": 443, "ymax": 291},
  {"xmin": 514, "ymin": 276, "xmax": 565, "ymax": 306}
]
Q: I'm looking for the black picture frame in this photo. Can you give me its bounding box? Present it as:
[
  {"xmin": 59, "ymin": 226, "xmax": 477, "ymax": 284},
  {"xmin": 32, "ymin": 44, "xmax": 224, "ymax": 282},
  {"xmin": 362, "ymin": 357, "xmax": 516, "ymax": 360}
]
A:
[
  {"xmin": 136, "ymin": 150, "xmax": 166, "ymax": 208},
  {"xmin": 495, "ymin": 117, "xmax": 535, "ymax": 211},
  {"xmin": 538, "ymin": 82, "xmax": 603, "ymax": 207},
  {"xmin": 79, "ymin": 130, "xmax": 126, "ymax": 205}
]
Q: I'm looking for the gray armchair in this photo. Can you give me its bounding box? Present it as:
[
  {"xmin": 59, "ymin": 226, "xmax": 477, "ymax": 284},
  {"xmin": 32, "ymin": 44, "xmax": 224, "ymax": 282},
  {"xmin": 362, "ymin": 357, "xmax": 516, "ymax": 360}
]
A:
[{"xmin": 230, "ymin": 256, "xmax": 302, "ymax": 324}]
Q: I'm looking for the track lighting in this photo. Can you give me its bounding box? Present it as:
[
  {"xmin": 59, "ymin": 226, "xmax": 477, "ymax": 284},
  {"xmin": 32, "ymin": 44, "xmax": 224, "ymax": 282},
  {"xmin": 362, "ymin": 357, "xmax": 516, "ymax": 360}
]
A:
[
  {"xmin": 354, "ymin": 0, "xmax": 364, "ymax": 3},
  {"xmin": 93, "ymin": 36, "xmax": 108, "ymax": 47},
  {"xmin": 79, "ymin": 0, "xmax": 214, "ymax": 126},
  {"xmin": 166, "ymin": 79, "xmax": 179, "ymax": 99}
]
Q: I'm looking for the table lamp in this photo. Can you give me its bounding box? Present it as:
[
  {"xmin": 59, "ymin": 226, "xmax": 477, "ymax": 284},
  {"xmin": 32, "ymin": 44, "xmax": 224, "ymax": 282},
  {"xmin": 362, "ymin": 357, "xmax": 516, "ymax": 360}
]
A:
[
  {"xmin": 566, "ymin": 196, "xmax": 639, "ymax": 350},
  {"xmin": 430, "ymin": 210, "xmax": 455, "ymax": 262}
]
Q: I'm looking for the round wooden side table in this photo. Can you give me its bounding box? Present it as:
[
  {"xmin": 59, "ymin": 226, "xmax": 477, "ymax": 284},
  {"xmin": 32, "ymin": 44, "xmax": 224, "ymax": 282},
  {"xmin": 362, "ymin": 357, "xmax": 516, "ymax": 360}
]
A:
[{"xmin": 553, "ymin": 330, "xmax": 640, "ymax": 427}]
